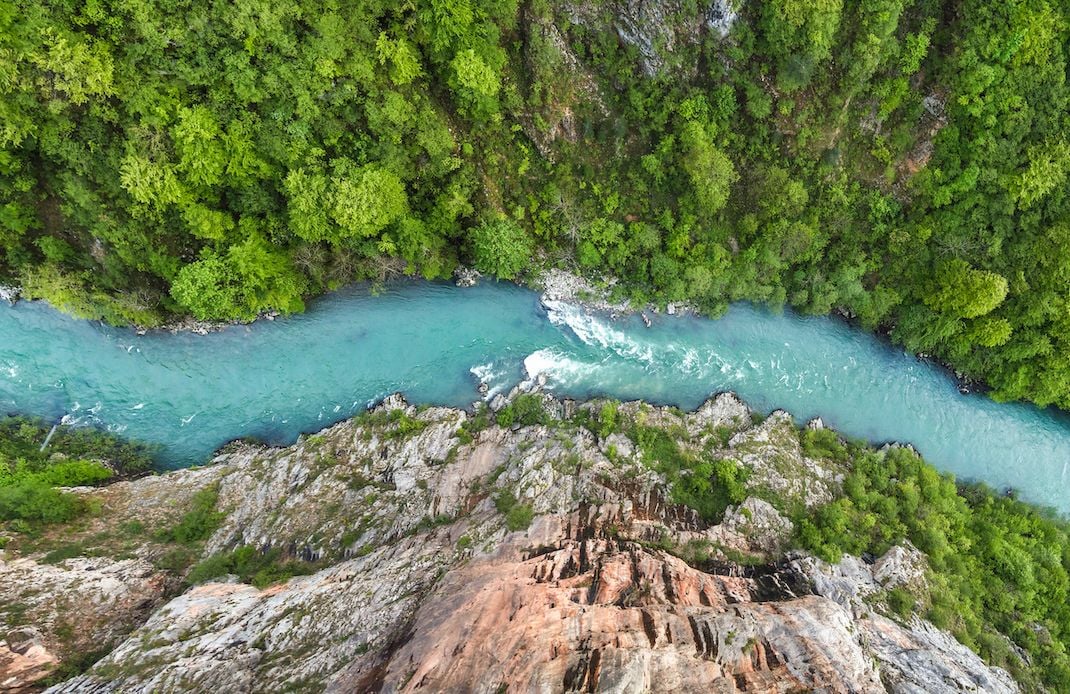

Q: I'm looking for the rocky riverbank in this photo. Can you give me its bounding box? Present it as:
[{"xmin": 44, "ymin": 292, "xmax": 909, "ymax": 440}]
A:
[
  {"xmin": 534, "ymin": 267, "xmax": 697, "ymax": 321},
  {"xmin": 0, "ymin": 390, "xmax": 1018, "ymax": 692}
]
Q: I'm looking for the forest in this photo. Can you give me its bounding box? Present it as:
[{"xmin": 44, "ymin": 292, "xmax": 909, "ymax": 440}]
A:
[{"xmin": 1, "ymin": 0, "xmax": 1068, "ymax": 410}]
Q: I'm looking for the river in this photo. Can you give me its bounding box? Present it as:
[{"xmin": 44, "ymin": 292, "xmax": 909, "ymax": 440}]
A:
[{"xmin": 1, "ymin": 281, "xmax": 1068, "ymax": 511}]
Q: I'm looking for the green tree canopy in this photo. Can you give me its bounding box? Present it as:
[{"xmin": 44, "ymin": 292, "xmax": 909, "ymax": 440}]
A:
[
  {"xmin": 925, "ymin": 259, "xmax": 1009, "ymax": 319},
  {"xmin": 468, "ymin": 217, "xmax": 533, "ymax": 280}
]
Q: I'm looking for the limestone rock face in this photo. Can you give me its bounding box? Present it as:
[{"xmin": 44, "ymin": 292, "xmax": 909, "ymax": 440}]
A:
[
  {"xmin": 338, "ymin": 535, "xmax": 887, "ymax": 693},
  {"xmin": 792, "ymin": 550, "xmax": 1018, "ymax": 693},
  {"xmin": 563, "ymin": 1, "xmax": 718, "ymax": 76},
  {"xmin": 0, "ymin": 556, "xmax": 170, "ymax": 686},
  {"xmin": 0, "ymin": 393, "xmax": 1018, "ymax": 693},
  {"xmin": 728, "ymin": 411, "xmax": 846, "ymax": 507}
]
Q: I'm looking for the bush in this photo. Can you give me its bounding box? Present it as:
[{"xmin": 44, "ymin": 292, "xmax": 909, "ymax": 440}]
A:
[
  {"xmin": 187, "ymin": 545, "xmax": 320, "ymax": 588},
  {"xmin": 469, "ymin": 218, "xmax": 533, "ymax": 280},
  {"xmin": 505, "ymin": 504, "xmax": 534, "ymax": 531},
  {"xmin": 495, "ymin": 394, "xmax": 549, "ymax": 428},
  {"xmin": 0, "ymin": 483, "xmax": 82, "ymax": 523},
  {"xmin": 159, "ymin": 487, "xmax": 223, "ymax": 544},
  {"xmin": 0, "ymin": 415, "xmax": 153, "ymax": 481},
  {"xmin": 632, "ymin": 424, "xmax": 747, "ymax": 522},
  {"xmin": 493, "ymin": 489, "xmax": 534, "ymax": 531},
  {"xmin": 597, "ymin": 401, "xmax": 620, "ymax": 438},
  {"xmin": 800, "ymin": 428, "xmax": 848, "ymax": 462},
  {"xmin": 886, "ymin": 587, "xmax": 916, "ymax": 619}
]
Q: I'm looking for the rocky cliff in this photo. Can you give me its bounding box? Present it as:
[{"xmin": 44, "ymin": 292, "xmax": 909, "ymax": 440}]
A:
[{"xmin": 1, "ymin": 392, "xmax": 1016, "ymax": 692}]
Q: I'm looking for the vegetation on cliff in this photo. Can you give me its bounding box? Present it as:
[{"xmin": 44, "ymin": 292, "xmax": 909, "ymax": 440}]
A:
[
  {"xmin": 0, "ymin": 417, "xmax": 152, "ymax": 527},
  {"xmin": 795, "ymin": 433, "xmax": 1070, "ymax": 690},
  {"xmin": 2, "ymin": 0, "xmax": 1068, "ymax": 410},
  {"xmin": 5, "ymin": 395, "xmax": 1068, "ymax": 689}
]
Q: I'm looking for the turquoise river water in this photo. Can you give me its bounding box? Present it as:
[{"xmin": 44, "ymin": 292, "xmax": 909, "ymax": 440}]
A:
[{"xmin": 1, "ymin": 282, "xmax": 1068, "ymax": 511}]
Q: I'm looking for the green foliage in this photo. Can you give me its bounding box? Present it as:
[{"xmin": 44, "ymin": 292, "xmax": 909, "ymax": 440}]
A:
[
  {"xmin": 925, "ymin": 259, "xmax": 1008, "ymax": 319},
  {"xmin": 493, "ymin": 489, "xmax": 534, "ymax": 531},
  {"xmin": 170, "ymin": 235, "xmax": 306, "ymax": 321},
  {"xmin": 0, "ymin": 417, "xmax": 151, "ymax": 528},
  {"xmin": 797, "ymin": 446, "xmax": 1070, "ymax": 689},
  {"xmin": 187, "ymin": 545, "xmax": 321, "ymax": 588},
  {"xmin": 596, "ymin": 401, "xmax": 620, "ymax": 438},
  {"xmin": 469, "ymin": 218, "xmax": 533, "ymax": 280},
  {"xmin": 800, "ymin": 428, "xmax": 848, "ymax": 462},
  {"xmin": 450, "ymin": 48, "xmax": 502, "ymax": 117},
  {"xmin": 0, "ymin": 483, "xmax": 81, "ymax": 523},
  {"xmin": 331, "ymin": 165, "xmax": 408, "ymax": 239},
  {"xmin": 495, "ymin": 394, "xmax": 549, "ymax": 427},
  {"xmin": 159, "ymin": 487, "xmax": 223, "ymax": 545},
  {"xmin": 670, "ymin": 457, "xmax": 748, "ymax": 522},
  {"xmin": 885, "ymin": 587, "xmax": 916, "ymax": 620},
  {"xmin": 0, "ymin": 416, "xmax": 153, "ymax": 476},
  {"xmin": 631, "ymin": 424, "xmax": 747, "ymax": 522},
  {"xmin": 383, "ymin": 410, "xmax": 429, "ymax": 439},
  {"xmin": 354, "ymin": 407, "xmax": 428, "ymax": 439},
  {"xmin": 678, "ymin": 121, "xmax": 737, "ymax": 215},
  {"xmin": 457, "ymin": 404, "xmax": 494, "ymax": 444},
  {"xmin": 761, "ymin": 0, "xmax": 844, "ymax": 90}
]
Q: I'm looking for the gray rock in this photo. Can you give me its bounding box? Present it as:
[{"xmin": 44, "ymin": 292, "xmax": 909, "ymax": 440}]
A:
[
  {"xmin": 0, "ymin": 285, "xmax": 20, "ymax": 304},
  {"xmin": 873, "ymin": 542, "xmax": 927, "ymax": 590},
  {"xmin": 923, "ymin": 93, "xmax": 946, "ymax": 118},
  {"xmin": 728, "ymin": 410, "xmax": 845, "ymax": 507},
  {"xmin": 5, "ymin": 626, "xmax": 44, "ymax": 655},
  {"xmin": 705, "ymin": 0, "xmax": 738, "ymax": 38},
  {"xmin": 718, "ymin": 497, "xmax": 794, "ymax": 554},
  {"xmin": 453, "ymin": 266, "xmax": 481, "ymax": 287}
]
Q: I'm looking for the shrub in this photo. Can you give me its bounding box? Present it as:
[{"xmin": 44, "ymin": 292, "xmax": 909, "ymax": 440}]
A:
[
  {"xmin": 800, "ymin": 428, "xmax": 848, "ymax": 462},
  {"xmin": 160, "ymin": 487, "xmax": 223, "ymax": 544},
  {"xmin": 496, "ymin": 394, "xmax": 548, "ymax": 428},
  {"xmin": 187, "ymin": 545, "xmax": 320, "ymax": 588},
  {"xmin": 493, "ymin": 489, "xmax": 534, "ymax": 531},
  {"xmin": 0, "ymin": 483, "xmax": 81, "ymax": 523}
]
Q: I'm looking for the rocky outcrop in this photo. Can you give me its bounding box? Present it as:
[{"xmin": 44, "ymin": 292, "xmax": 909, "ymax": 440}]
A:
[
  {"xmin": 1, "ymin": 627, "xmax": 57, "ymax": 693},
  {"xmin": 727, "ymin": 410, "xmax": 847, "ymax": 508},
  {"xmin": 0, "ymin": 393, "xmax": 1019, "ymax": 692},
  {"xmin": 706, "ymin": 0, "xmax": 739, "ymax": 38},
  {"xmin": 338, "ymin": 535, "xmax": 886, "ymax": 692},
  {"xmin": 562, "ymin": 1, "xmax": 731, "ymax": 76},
  {"xmin": 792, "ymin": 551, "xmax": 1017, "ymax": 693},
  {"xmin": 453, "ymin": 266, "xmax": 481, "ymax": 287}
]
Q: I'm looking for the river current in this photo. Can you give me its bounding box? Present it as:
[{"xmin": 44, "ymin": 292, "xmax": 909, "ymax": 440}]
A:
[{"xmin": 2, "ymin": 282, "xmax": 1068, "ymax": 511}]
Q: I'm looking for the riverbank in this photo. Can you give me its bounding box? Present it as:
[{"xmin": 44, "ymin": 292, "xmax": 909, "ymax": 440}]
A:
[{"xmin": 135, "ymin": 265, "xmax": 687, "ymax": 335}]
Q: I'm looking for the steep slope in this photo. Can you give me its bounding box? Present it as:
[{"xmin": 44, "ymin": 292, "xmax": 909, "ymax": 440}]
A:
[{"xmin": 0, "ymin": 392, "xmax": 1016, "ymax": 692}]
